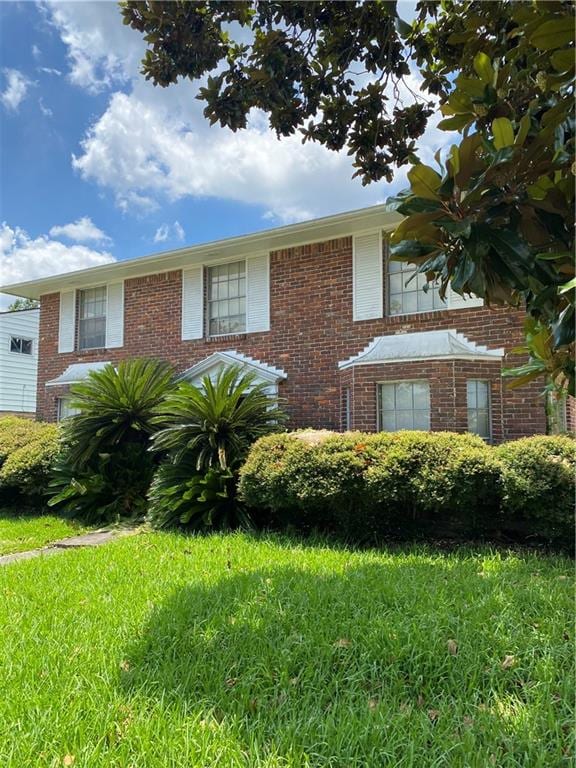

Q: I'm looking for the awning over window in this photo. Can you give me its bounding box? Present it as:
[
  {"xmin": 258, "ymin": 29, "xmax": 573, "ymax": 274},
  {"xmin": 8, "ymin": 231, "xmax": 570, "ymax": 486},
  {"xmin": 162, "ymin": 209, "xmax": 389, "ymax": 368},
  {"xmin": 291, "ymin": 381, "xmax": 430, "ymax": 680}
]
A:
[
  {"xmin": 46, "ymin": 361, "xmax": 111, "ymax": 387},
  {"xmin": 339, "ymin": 330, "xmax": 504, "ymax": 369},
  {"xmin": 180, "ymin": 350, "xmax": 287, "ymax": 386}
]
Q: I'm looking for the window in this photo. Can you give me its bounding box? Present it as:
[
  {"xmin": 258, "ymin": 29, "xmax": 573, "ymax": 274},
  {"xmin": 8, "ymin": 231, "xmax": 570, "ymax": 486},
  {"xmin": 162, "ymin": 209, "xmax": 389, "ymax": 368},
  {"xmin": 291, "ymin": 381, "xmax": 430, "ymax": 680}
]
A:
[
  {"xmin": 57, "ymin": 398, "xmax": 80, "ymax": 421},
  {"xmin": 78, "ymin": 287, "xmax": 106, "ymax": 350},
  {"xmin": 207, "ymin": 261, "xmax": 246, "ymax": 336},
  {"xmin": 378, "ymin": 381, "xmax": 431, "ymax": 432},
  {"xmin": 342, "ymin": 387, "xmax": 351, "ymax": 431},
  {"xmin": 9, "ymin": 336, "xmax": 33, "ymax": 355},
  {"xmin": 467, "ymin": 380, "xmax": 491, "ymax": 439},
  {"xmin": 388, "ymin": 260, "xmax": 445, "ymax": 316}
]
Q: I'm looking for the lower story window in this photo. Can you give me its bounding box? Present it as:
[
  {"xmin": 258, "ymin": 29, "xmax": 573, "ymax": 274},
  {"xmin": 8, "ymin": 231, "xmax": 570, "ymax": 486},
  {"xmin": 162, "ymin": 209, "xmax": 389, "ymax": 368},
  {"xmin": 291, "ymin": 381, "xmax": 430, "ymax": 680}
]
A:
[
  {"xmin": 378, "ymin": 380, "xmax": 431, "ymax": 432},
  {"xmin": 57, "ymin": 397, "xmax": 80, "ymax": 421},
  {"xmin": 467, "ymin": 380, "xmax": 491, "ymax": 439}
]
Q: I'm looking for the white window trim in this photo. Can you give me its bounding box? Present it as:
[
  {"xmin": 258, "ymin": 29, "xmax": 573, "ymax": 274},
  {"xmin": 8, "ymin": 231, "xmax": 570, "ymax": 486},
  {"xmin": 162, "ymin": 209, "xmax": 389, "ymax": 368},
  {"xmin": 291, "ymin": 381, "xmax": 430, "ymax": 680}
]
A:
[
  {"xmin": 377, "ymin": 379, "xmax": 431, "ymax": 432},
  {"xmin": 57, "ymin": 397, "xmax": 80, "ymax": 422},
  {"xmin": 8, "ymin": 336, "xmax": 34, "ymax": 355},
  {"xmin": 77, "ymin": 285, "xmax": 108, "ymax": 351}
]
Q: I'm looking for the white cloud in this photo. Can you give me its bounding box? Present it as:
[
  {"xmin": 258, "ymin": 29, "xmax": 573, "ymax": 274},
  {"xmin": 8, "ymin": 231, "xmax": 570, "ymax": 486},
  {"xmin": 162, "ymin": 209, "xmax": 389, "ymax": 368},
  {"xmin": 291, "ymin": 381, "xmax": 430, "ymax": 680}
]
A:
[
  {"xmin": 39, "ymin": 97, "xmax": 53, "ymax": 118},
  {"xmin": 42, "ymin": 0, "xmax": 143, "ymax": 93},
  {"xmin": 45, "ymin": 1, "xmax": 454, "ymax": 222},
  {"xmin": 38, "ymin": 66, "xmax": 62, "ymax": 77},
  {"xmin": 49, "ymin": 216, "xmax": 112, "ymax": 244},
  {"xmin": 0, "ymin": 222, "xmax": 115, "ymax": 310},
  {"xmin": 0, "ymin": 69, "xmax": 34, "ymax": 112},
  {"xmin": 31, "ymin": 44, "xmax": 41, "ymax": 60},
  {"xmin": 153, "ymin": 221, "xmax": 185, "ymax": 244}
]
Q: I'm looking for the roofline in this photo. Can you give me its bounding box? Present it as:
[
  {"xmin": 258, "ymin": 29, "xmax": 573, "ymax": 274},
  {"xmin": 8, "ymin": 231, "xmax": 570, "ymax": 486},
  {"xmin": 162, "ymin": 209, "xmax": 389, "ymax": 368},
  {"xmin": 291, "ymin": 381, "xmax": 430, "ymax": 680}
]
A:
[{"xmin": 0, "ymin": 204, "xmax": 402, "ymax": 300}]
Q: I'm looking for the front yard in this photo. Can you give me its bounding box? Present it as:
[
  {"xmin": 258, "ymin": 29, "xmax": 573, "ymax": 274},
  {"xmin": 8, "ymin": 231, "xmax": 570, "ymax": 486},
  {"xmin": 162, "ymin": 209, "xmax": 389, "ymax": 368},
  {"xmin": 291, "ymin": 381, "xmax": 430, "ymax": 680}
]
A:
[{"xmin": 0, "ymin": 532, "xmax": 572, "ymax": 767}]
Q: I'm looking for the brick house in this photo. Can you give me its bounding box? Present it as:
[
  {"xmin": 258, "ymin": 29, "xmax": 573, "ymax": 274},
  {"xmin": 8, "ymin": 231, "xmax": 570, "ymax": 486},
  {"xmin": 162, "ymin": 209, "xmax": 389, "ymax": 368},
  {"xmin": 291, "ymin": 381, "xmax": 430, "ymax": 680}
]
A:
[{"xmin": 1, "ymin": 205, "xmax": 570, "ymax": 440}]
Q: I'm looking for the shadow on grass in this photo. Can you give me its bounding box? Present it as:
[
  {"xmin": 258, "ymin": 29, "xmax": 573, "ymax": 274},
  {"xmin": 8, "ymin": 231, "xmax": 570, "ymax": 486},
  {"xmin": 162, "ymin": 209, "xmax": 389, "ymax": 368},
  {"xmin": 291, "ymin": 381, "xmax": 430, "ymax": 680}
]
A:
[{"xmin": 119, "ymin": 556, "xmax": 563, "ymax": 762}]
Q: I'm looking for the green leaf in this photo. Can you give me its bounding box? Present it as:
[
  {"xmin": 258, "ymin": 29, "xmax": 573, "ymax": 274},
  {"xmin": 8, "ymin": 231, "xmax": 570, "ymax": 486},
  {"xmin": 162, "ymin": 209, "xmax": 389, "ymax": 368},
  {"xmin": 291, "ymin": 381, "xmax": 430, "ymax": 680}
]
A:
[
  {"xmin": 407, "ymin": 165, "xmax": 442, "ymax": 200},
  {"xmin": 530, "ymin": 18, "xmax": 575, "ymax": 50},
  {"xmin": 551, "ymin": 49, "xmax": 575, "ymax": 72},
  {"xmin": 559, "ymin": 276, "xmax": 576, "ymax": 293},
  {"xmin": 437, "ymin": 114, "xmax": 473, "ymax": 131},
  {"xmin": 389, "ymin": 240, "xmax": 438, "ymax": 260},
  {"xmin": 473, "ymin": 52, "xmax": 494, "ymax": 84},
  {"xmin": 492, "ymin": 117, "xmax": 515, "ymax": 149},
  {"xmin": 514, "ymin": 114, "xmax": 531, "ymax": 147}
]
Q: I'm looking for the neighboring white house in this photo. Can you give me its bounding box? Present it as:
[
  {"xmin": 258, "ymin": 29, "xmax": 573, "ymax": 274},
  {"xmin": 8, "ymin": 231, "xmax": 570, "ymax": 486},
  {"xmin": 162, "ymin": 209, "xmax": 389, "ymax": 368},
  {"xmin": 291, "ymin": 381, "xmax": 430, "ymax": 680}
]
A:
[{"xmin": 0, "ymin": 308, "xmax": 40, "ymax": 415}]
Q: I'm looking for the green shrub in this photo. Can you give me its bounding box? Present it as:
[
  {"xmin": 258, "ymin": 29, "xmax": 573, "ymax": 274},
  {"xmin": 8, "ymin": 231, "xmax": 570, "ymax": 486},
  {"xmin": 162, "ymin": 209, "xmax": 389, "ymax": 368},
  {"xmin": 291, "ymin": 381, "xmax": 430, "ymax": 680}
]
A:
[
  {"xmin": 0, "ymin": 425, "xmax": 61, "ymax": 497},
  {"xmin": 0, "ymin": 417, "xmax": 44, "ymax": 466},
  {"xmin": 496, "ymin": 435, "xmax": 575, "ymax": 543},
  {"xmin": 148, "ymin": 365, "xmax": 286, "ymax": 531},
  {"xmin": 240, "ymin": 430, "xmax": 500, "ymax": 541}
]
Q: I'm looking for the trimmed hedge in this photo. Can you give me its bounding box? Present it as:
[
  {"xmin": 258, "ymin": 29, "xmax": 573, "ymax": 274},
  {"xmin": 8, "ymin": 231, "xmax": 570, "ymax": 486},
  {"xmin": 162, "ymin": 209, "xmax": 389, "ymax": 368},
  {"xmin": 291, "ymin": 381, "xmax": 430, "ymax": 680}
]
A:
[
  {"xmin": 496, "ymin": 435, "xmax": 575, "ymax": 543},
  {"xmin": 0, "ymin": 417, "xmax": 45, "ymax": 466},
  {"xmin": 0, "ymin": 425, "xmax": 61, "ymax": 498},
  {"xmin": 239, "ymin": 430, "xmax": 574, "ymax": 546}
]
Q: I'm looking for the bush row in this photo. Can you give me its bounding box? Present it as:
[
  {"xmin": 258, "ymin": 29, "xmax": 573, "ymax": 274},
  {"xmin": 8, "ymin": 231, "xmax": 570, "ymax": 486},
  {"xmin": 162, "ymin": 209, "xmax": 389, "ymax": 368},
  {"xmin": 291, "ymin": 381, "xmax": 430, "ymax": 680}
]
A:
[
  {"xmin": 239, "ymin": 430, "xmax": 575, "ymax": 546},
  {"xmin": 0, "ymin": 416, "xmax": 61, "ymax": 501}
]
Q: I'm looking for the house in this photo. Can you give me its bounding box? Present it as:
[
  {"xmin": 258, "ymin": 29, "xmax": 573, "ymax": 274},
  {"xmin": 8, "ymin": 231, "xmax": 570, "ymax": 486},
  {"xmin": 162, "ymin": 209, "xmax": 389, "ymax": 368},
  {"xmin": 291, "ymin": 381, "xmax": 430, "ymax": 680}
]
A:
[
  {"xmin": 0, "ymin": 205, "xmax": 571, "ymax": 440},
  {"xmin": 0, "ymin": 307, "xmax": 39, "ymax": 416}
]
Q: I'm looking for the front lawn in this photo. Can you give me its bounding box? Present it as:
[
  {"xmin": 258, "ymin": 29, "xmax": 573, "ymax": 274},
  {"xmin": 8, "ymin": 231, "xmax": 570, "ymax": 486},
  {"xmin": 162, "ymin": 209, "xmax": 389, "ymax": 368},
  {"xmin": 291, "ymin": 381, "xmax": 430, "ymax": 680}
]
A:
[
  {"xmin": 0, "ymin": 510, "xmax": 91, "ymax": 555},
  {"xmin": 0, "ymin": 533, "xmax": 572, "ymax": 767}
]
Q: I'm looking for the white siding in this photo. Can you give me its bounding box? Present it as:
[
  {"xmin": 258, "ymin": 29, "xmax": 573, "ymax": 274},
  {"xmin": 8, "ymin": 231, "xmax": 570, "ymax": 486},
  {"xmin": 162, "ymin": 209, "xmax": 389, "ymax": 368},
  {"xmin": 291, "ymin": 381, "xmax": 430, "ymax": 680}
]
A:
[
  {"xmin": 246, "ymin": 253, "xmax": 270, "ymax": 333},
  {"xmin": 353, "ymin": 231, "xmax": 383, "ymax": 321},
  {"xmin": 58, "ymin": 290, "xmax": 75, "ymax": 353},
  {"xmin": 182, "ymin": 266, "xmax": 204, "ymax": 340},
  {"xmin": 106, "ymin": 282, "xmax": 124, "ymax": 348},
  {"xmin": 0, "ymin": 309, "xmax": 39, "ymax": 413}
]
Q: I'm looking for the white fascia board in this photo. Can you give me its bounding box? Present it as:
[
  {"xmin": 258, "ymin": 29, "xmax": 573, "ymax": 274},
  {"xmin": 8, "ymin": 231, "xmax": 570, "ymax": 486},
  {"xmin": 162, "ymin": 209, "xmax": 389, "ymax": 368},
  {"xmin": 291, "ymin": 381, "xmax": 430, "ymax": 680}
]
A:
[{"xmin": 0, "ymin": 205, "xmax": 402, "ymax": 300}]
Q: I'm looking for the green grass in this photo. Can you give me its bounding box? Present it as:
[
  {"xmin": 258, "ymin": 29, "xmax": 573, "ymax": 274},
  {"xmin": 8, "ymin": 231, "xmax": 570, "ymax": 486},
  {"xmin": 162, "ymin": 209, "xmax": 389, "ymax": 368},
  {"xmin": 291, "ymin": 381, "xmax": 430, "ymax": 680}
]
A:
[
  {"xmin": 0, "ymin": 533, "xmax": 572, "ymax": 767},
  {"xmin": 0, "ymin": 510, "xmax": 91, "ymax": 555}
]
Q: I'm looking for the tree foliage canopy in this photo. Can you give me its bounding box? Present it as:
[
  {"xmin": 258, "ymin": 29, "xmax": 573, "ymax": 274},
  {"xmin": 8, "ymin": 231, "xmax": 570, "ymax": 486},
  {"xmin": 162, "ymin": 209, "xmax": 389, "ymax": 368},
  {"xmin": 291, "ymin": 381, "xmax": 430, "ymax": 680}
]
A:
[{"xmin": 121, "ymin": 0, "xmax": 575, "ymax": 393}]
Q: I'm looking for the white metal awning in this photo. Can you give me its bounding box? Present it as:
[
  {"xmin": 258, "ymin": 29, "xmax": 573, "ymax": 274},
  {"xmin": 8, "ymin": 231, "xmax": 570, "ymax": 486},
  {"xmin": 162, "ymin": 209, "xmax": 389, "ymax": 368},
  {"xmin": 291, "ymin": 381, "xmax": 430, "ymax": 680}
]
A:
[
  {"xmin": 180, "ymin": 350, "xmax": 287, "ymax": 385},
  {"xmin": 339, "ymin": 330, "xmax": 504, "ymax": 369},
  {"xmin": 46, "ymin": 361, "xmax": 111, "ymax": 387}
]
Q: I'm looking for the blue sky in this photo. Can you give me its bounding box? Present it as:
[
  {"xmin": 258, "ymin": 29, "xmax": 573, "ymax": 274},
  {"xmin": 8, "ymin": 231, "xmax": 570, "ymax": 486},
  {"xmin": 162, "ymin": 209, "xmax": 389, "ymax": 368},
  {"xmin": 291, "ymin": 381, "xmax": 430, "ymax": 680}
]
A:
[{"xmin": 0, "ymin": 1, "xmax": 442, "ymax": 307}]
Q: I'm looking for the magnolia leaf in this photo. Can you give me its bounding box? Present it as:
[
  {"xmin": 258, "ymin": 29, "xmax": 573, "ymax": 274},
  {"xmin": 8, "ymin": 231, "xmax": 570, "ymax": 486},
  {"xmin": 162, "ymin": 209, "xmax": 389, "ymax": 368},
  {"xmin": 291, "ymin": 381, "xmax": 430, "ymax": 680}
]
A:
[
  {"xmin": 559, "ymin": 276, "xmax": 576, "ymax": 293},
  {"xmin": 473, "ymin": 52, "xmax": 494, "ymax": 84},
  {"xmin": 448, "ymin": 145, "xmax": 460, "ymax": 176},
  {"xmin": 530, "ymin": 18, "xmax": 575, "ymax": 50},
  {"xmin": 492, "ymin": 117, "xmax": 515, "ymax": 149},
  {"xmin": 551, "ymin": 49, "xmax": 576, "ymax": 72},
  {"xmin": 515, "ymin": 114, "xmax": 531, "ymax": 146},
  {"xmin": 437, "ymin": 114, "xmax": 473, "ymax": 131},
  {"xmin": 407, "ymin": 164, "xmax": 442, "ymax": 199},
  {"xmin": 455, "ymin": 75, "xmax": 487, "ymax": 99}
]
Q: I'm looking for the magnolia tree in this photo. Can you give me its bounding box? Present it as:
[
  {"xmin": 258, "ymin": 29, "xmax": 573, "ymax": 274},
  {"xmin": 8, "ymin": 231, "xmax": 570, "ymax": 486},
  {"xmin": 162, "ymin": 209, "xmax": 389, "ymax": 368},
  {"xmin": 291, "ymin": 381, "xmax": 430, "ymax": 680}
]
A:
[{"xmin": 121, "ymin": 0, "xmax": 575, "ymax": 394}]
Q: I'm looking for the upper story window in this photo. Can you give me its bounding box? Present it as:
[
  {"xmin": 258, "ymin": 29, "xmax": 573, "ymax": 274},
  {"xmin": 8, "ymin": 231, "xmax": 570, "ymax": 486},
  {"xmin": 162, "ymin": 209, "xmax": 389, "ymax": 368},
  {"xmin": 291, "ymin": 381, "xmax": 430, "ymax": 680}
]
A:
[
  {"xmin": 207, "ymin": 260, "xmax": 246, "ymax": 336},
  {"xmin": 388, "ymin": 260, "xmax": 445, "ymax": 316},
  {"xmin": 378, "ymin": 380, "xmax": 431, "ymax": 432},
  {"xmin": 467, "ymin": 380, "xmax": 491, "ymax": 439},
  {"xmin": 78, "ymin": 286, "xmax": 107, "ymax": 350},
  {"xmin": 9, "ymin": 336, "xmax": 33, "ymax": 355}
]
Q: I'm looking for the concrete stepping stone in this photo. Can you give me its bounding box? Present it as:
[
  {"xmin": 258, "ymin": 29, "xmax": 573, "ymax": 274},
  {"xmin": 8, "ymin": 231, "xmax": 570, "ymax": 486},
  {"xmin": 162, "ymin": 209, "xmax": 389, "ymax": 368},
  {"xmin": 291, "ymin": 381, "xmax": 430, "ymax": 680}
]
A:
[{"xmin": 0, "ymin": 527, "xmax": 137, "ymax": 566}]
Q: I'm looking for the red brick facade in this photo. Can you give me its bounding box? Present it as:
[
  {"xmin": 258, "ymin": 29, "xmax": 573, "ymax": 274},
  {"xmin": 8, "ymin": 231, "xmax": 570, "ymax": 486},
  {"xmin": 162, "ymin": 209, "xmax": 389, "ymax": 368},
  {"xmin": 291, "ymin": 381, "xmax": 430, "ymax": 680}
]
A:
[{"xmin": 37, "ymin": 235, "xmax": 553, "ymax": 441}]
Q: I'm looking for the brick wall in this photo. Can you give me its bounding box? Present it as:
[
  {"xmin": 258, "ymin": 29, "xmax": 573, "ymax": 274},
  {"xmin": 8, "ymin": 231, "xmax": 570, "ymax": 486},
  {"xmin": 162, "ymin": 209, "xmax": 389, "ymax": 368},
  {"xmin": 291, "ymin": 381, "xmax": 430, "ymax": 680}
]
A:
[{"xmin": 37, "ymin": 235, "xmax": 549, "ymax": 441}]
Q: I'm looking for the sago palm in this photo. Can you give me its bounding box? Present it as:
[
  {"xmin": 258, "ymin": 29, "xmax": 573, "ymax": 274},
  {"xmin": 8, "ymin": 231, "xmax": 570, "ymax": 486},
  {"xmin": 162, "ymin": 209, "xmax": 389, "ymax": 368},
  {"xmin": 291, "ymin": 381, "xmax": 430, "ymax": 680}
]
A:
[
  {"xmin": 151, "ymin": 364, "xmax": 287, "ymax": 471},
  {"xmin": 62, "ymin": 358, "xmax": 175, "ymax": 470}
]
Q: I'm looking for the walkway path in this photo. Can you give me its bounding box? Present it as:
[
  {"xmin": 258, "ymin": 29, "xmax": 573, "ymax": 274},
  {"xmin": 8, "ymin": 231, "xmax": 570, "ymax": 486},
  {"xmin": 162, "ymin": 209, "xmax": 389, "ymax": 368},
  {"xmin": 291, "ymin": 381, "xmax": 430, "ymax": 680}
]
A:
[{"xmin": 0, "ymin": 529, "xmax": 136, "ymax": 566}]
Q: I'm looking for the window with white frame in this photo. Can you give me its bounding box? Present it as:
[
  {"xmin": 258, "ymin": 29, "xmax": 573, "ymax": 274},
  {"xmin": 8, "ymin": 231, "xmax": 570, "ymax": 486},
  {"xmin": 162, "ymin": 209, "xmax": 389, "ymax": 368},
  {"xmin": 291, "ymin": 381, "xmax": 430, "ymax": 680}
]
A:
[
  {"xmin": 207, "ymin": 261, "xmax": 246, "ymax": 336},
  {"xmin": 57, "ymin": 397, "xmax": 80, "ymax": 421},
  {"xmin": 388, "ymin": 260, "xmax": 445, "ymax": 316},
  {"xmin": 467, "ymin": 380, "xmax": 491, "ymax": 439},
  {"xmin": 78, "ymin": 287, "xmax": 106, "ymax": 350},
  {"xmin": 9, "ymin": 336, "xmax": 33, "ymax": 355},
  {"xmin": 378, "ymin": 381, "xmax": 431, "ymax": 432}
]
